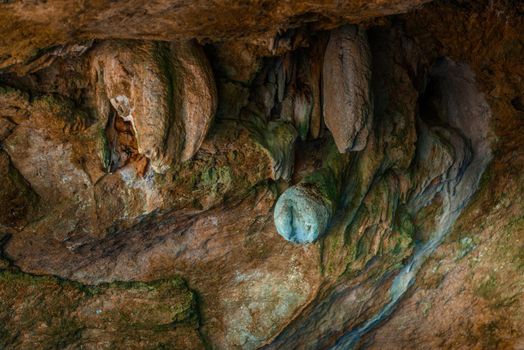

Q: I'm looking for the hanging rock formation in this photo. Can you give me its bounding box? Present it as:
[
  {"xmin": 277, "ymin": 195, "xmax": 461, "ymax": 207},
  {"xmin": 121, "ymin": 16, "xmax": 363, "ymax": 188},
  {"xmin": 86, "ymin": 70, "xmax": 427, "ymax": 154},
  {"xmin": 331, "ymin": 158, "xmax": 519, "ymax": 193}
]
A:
[
  {"xmin": 274, "ymin": 141, "xmax": 345, "ymax": 243},
  {"xmin": 92, "ymin": 40, "xmax": 216, "ymax": 173},
  {"xmin": 171, "ymin": 41, "xmax": 218, "ymax": 162},
  {"xmin": 274, "ymin": 169, "xmax": 336, "ymax": 243},
  {"xmin": 323, "ymin": 25, "xmax": 373, "ymax": 153},
  {"xmin": 0, "ymin": 1, "xmax": 523, "ymax": 349}
]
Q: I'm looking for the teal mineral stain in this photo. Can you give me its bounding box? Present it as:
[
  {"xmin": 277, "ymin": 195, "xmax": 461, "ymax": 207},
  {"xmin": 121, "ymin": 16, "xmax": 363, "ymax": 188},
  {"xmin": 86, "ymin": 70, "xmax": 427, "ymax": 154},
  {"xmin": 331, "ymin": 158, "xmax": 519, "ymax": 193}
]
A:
[{"xmin": 274, "ymin": 186, "xmax": 332, "ymax": 244}]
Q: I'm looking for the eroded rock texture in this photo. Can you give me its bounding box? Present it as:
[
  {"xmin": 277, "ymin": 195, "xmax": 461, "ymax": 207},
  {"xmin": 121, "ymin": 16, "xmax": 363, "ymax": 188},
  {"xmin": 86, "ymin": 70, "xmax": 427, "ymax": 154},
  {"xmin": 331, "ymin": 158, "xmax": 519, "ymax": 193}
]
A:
[
  {"xmin": 92, "ymin": 40, "xmax": 216, "ymax": 173},
  {"xmin": 0, "ymin": 0, "xmax": 432, "ymax": 70},
  {"xmin": 0, "ymin": 271, "xmax": 204, "ymax": 349},
  {"xmin": 0, "ymin": 0, "xmax": 523, "ymax": 349},
  {"xmin": 323, "ymin": 25, "xmax": 373, "ymax": 152}
]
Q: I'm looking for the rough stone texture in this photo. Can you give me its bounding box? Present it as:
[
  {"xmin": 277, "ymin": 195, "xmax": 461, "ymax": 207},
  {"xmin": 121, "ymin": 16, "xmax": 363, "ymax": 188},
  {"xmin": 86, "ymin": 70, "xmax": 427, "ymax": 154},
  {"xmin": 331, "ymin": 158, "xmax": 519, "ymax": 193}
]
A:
[
  {"xmin": 251, "ymin": 120, "xmax": 298, "ymax": 181},
  {"xmin": 0, "ymin": 0, "xmax": 523, "ymax": 349},
  {"xmin": 171, "ymin": 40, "xmax": 218, "ymax": 161},
  {"xmin": 3, "ymin": 118, "xmax": 273, "ymax": 259},
  {"xmin": 362, "ymin": 156, "xmax": 524, "ymax": 349},
  {"xmin": 358, "ymin": 1, "xmax": 524, "ymax": 348},
  {"xmin": 0, "ymin": 0, "xmax": 432, "ymax": 70},
  {"xmin": 274, "ymin": 142, "xmax": 343, "ymax": 243},
  {"xmin": 5, "ymin": 187, "xmax": 322, "ymax": 349},
  {"xmin": 0, "ymin": 151, "xmax": 37, "ymax": 229},
  {"xmin": 92, "ymin": 41, "xmax": 181, "ymax": 173},
  {"xmin": 323, "ymin": 25, "xmax": 373, "ymax": 153},
  {"xmin": 92, "ymin": 40, "xmax": 217, "ymax": 173},
  {"xmin": 0, "ymin": 269, "xmax": 205, "ymax": 349}
]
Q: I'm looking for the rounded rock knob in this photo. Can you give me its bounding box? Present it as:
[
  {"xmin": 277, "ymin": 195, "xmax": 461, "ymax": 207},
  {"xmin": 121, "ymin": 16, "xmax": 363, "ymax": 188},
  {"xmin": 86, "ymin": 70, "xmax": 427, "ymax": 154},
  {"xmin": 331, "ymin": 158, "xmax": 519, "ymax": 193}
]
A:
[{"xmin": 274, "ymin": 185, "xmax": 332, "ymax": 244}]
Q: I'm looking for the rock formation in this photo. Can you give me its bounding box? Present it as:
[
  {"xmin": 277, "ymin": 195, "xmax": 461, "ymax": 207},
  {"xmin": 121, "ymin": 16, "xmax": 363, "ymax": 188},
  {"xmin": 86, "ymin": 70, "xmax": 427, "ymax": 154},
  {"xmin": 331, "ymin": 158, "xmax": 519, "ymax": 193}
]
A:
[
  {"xmin": 0, "ymin": 0, "xmax": 523, "ymax": 349},
  {"xmin": 92, "ymin": 40, "xmax": 216, "ymax": 173},
  {"xmin": 323, "ymin": 25, "xmax": 373, "ymax": 152}
]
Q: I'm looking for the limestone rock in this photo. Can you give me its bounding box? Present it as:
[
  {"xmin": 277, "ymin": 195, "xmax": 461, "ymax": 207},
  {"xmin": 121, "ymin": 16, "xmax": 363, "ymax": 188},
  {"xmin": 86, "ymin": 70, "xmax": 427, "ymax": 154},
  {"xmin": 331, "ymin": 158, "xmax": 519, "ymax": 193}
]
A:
[
  {"xmin": 322, "ymin": 25, "xmax": 373, "ymax": 152},
  {"xmin": 1, "ymin": 1, "xmax": 522, "ymax": 349},
  {"xmin": 300, "ymin": 40, "xmax": 326, "ymax": 139},
  {"xmin": 170, "ymin": 40, "xmax": 218, "ymax": 162},
  {"xmin": 370, "ymin": 27, "xmax": 418, "ymax": 171},
  {"xmin": 0, "ymin": 0, "xmax": 432, "ymax": 71},
  {"xmin": 274, "ymin": 155, "xmax": 341, "ymax": 244},
  {"xmin": 92, "ymin": 40, "xmax": 216, "ymax": 173},
  {"xmin": 292, "ymin": 89, "xmax": 313, "ymax": 140},
  {"xmin": 0, "ymin": 118, "xmax": 15, "ymax": 142},
  {"xmin": 274, "ymin": 182, "xmax": 332, "ymax": 244},
  {"xmin": 251, "ymin": 120, "xmax": 298, "ymax": 181},
  {"xmin": 0, "ymin": 270, "xmax": 204, "ymax": 349},
  {"xmin": 0, "ymin": 152, "xmax": 37, "ymax": 229},
  {"xmin": 92, "ymin": 41, "xmax": 184, "ymax": 173},
  {"xmin": 215, "ymin": 80, "xmax": 249, "ymax": 120},
  {"xmin": 0, "ymin": 86, "xmax": 30, "ymax": 124}
]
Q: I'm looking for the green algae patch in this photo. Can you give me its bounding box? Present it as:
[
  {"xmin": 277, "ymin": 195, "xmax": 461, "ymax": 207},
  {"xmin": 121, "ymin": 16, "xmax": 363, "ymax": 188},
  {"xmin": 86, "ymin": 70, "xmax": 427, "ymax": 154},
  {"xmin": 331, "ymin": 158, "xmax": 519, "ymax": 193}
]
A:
[
  {"xmin": 454, "ymin": 236, "xmax": 477, "ymax": 260},
  {"xmin": 31, "ymin": 94, "xmax": 91, "ymax": 132},
  {"xmin": 80, "ymin": 278, "xmax": 198, "ymax": 329},
  {"xmin": 0, "ymin": 152, "xmax": 39, "ymax": 229},
  {"xmin": 475, "ymin": 275, "xmax": 498, "ymax": 301},
  {"xmin": 163, "ymin": 121, "xmax": 271, "ymax": 210},
  {"xmin": 198, "ymin": 165, "xmax": 233, "ymax": 194},
  {"xmin": 0, "ymin": 269, "xmax": 204, "ymax": 349},
  {"xmin": 250, "ymin": 119, "xmax": 298, "ymax": 181}
]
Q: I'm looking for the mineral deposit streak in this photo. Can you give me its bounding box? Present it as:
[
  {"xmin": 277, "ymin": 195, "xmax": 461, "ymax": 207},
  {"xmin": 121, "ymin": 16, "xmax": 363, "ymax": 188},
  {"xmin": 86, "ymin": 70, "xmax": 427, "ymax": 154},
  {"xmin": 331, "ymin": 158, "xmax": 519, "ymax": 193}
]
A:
[{"xmin": 332, "ymin": 59, "xmax": 492, "ymax": 349}]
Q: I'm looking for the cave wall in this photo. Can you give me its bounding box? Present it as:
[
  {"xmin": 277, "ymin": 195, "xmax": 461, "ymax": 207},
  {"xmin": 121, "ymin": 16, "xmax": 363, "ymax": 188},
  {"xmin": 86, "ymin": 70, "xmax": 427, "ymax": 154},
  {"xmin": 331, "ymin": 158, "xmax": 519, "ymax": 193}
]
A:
[{"xmin": 0, "ymin": 0, "xmax": 523, "ymax": 349}]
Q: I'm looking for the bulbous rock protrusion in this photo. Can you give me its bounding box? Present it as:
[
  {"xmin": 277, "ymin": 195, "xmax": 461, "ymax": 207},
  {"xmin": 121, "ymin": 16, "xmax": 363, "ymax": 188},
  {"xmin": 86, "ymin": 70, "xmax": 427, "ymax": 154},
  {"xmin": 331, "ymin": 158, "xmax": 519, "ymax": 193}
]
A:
[
  {"xmin": 92, "ymin": 41, "xmax": 181, "ymax": 173},
  {"xmin": 170, "ymin": 41, "xmax": 218, "ymax": 162},
  {"xmin": 274, "ymin": 185, "xmax": 333, "ymax": 244},
  {"xmin": 92, "ymin": 40, "xmax": 216, "ymax": 173},
  {"xmin": 322, "ymin": 25, "xmax": 373, "ymax": 153},
  {"xmin": 274, "ymin": 166, "xmax": 340, "ymax": 244}
]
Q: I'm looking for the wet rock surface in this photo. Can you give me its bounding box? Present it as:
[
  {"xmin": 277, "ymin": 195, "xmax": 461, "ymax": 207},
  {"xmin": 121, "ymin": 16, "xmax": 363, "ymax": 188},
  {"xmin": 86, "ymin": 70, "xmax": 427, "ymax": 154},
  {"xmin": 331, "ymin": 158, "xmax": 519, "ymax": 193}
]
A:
[{"xmin": 0, "ymin": 0, "xmax": 523, "ymax": 349}]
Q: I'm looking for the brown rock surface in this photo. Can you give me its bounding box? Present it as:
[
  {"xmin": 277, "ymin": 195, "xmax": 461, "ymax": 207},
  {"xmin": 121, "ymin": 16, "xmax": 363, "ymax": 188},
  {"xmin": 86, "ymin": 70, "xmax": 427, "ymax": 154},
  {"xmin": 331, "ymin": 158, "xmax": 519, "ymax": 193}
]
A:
[
  {"xmin": 171, "ymin": 41, "xmax": 218, "ymax": 162},
  {"xmin": 0, "ymin": 269, "xmax": 205, "ymax": 349},
  {"xmin": 322, "ymin": 25, "xmax": 373, "ymax": 152},
  {"xmin": 92, "ymin": 40, "xmax": 217, "ymax": 173},
  {"xmin": 0, "ymin": 0, "xmax": 432, "ymax": 70},
  {"xmin": 0, "ymin": 0, "xmax": 523, "ymax": 349},
  {"xmin": 359, "ymin": 1, "xmax": 524, "ymax": 348}
]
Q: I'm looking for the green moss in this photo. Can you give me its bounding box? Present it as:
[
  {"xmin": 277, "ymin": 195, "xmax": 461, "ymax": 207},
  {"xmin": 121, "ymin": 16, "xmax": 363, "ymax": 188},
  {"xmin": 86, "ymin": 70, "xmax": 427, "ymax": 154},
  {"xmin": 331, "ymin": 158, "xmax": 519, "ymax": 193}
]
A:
[
  {"xmin": 98, "ymin": 127, "xmax": 111, "ymax": 172},
  {"xmin": 322, "ymin": 138, "xmax": 349, "ymax": 180},
  {"xmin": 198, "ymin": 166, "xmax": 233, "ymax": 194},
  {"xmin": 420, "ymin": 300, "xmax": 432, "ymax": 317},
  {"xmin": 476, "ymin": 275, "xmax": 498, "ymax": 300},
  {"xmin": 479, "ymin": 320, "xmax": 503, "ymax": 349},
  {"xmin": 0, "ymin": 85, "xmax": 26, "ymax": 97},
  {"xmin": 387, "ymin": 205, "xmax": 414, "ymax": 256},
  {"xmin": 43, "ymin": 318, "xmax": 84, "ymax": 349},
  {"xmin": 32, "ymin": 94, "xmax": 90, "ymax": 129},
  {"xmin": 504, "ymin": 216, "xmax": 524, "ymax": 271},
  {"xmin": 0, "ymin": 269, "xmax": 200, "ymax": 348},
  {"xmin": 455, "ymin": 236, "xmax": 476, "ymax": 260},
  {"xmin": 33, "ymin": 94, "xmax": 73, "ymax": 115},
  {"xmin": 302, "ymin": 168, "xmax": 338, "ymax": 209},
  {"xmin": 250, "ymin": 119, "xmax": 297, "ymax": 181}
]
